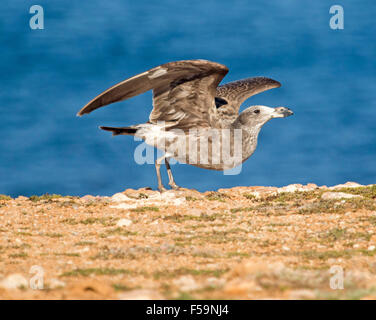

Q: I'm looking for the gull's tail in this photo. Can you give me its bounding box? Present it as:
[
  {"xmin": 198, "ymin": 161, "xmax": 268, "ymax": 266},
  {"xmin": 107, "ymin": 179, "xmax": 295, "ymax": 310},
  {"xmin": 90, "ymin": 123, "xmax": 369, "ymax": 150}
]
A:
[{"xmin": 99, "ymin": 126, "xmax": 137, "ymax": 136}]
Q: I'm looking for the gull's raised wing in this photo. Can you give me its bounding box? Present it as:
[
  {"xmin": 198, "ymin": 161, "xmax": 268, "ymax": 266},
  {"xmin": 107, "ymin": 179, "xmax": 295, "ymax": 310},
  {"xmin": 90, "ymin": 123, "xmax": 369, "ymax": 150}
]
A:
[
  {"xmin": 77, "ymin": 60, "xmax": 229, "ymax": 129},
  {"xmin": 215, "ymin": 77, "xmax": 281, "ymax": 116}
]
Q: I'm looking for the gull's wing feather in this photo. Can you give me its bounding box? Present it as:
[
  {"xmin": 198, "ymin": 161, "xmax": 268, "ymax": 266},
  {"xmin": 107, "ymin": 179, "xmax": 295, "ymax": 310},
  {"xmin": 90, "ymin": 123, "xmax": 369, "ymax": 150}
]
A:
[
  {"xmin": 77, "ymin": 71, "xmax": 154, "ymax": 116},
  {"xmin": 77, "ymin": 60, "xmax": 228, "ymax": 129},
  {"xmin": 215, "ymin": 77, "xmax": 281, "ymax": 115}
]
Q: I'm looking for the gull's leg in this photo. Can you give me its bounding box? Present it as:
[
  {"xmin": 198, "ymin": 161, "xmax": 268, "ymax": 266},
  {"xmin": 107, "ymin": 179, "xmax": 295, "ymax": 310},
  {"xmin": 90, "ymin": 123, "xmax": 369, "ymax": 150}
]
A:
[
  {"xmin": 165, "ymin": 158, "xmax": 180, "ymax": 190},
  {"xmin": 155, "ymin": 155, "xmax": 167, "ymax": 192}
]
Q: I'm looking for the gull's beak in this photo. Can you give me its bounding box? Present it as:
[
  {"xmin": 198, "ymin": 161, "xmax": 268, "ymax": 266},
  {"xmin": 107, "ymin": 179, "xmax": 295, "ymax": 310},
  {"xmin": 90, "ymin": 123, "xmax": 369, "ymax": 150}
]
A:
[{"xmin": 272, "ymin": 107, "xmax": 294, "ymax": 118}]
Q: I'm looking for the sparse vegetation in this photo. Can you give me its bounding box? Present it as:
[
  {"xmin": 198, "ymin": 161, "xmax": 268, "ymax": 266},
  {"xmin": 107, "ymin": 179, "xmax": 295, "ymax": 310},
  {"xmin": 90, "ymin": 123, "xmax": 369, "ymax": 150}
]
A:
[
  {"xmin": 112, "ymin": 283, "xmax": 134, "ymax": 291},
  {"xmin": 243, "ymin": 193, "xmax": 256, "ymax": 200},
  {"xmin": 61, "ymin": 268, "xmax": 133, "ymax": 277},
  {"xmin": 1, "ymin": 183, "xmax": 376, "ymax": 299},
  {"xmin": 186, "ymin": 196, "xmax": 198, "ymax": 201},
  {"xmin": 44, "ymin": 232, "xmax": 63, "ymax": 238},
  {"xmin": 336, "ymin": 185, "xmax": 376, "ymax": 199},
  {"xmin": 54, "ymin": 252, "xmax": 80, "ymax": 257},
  {"xmin": 74, "ymin": 241, "xmax": 96, "ymax": 246},
  {"xmin": 205, "ymin": 192, "xmax": 230, "ymax": 202},
  {"xmin": 163, "ymin": 213, "xmax": 218, "ymax": 223},
  {"xmin": 79, "ymin": 217, "xmax": 117, "ymax": 226},
  {"xmin": 100, "ymin": 228, "xmax": 137, "ymax": 238},
  {"xmin": 153, "ymin": 268, "xmax": 228, "ymax": 279},
  {"xmin": 9, "ymin": 252, "xmax": 28, "ymax": 259},
  {"xmin": 130, "ymin": 206, "xmax": 159, "ymax": 212},
  {"xmin": 15, "ymin": 231, "xmax": 33, "ymax": 236},
  {"xmin": 29, "ymin": 194, "xmax": 63, "ymax": 202}
]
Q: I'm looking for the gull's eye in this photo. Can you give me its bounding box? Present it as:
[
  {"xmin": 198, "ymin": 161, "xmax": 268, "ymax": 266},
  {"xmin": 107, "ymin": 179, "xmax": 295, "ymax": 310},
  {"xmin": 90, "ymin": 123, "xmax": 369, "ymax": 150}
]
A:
[{"xmin": 254, "ymin": 109, "xmax": 260, "ymax": 114}]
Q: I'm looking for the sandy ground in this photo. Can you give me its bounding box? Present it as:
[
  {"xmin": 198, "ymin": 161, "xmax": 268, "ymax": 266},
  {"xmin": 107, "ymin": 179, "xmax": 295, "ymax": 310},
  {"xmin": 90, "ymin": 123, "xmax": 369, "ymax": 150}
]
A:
[{"xmin": 1, "ymin": 182, "xmax": 376, "ymax": 300}]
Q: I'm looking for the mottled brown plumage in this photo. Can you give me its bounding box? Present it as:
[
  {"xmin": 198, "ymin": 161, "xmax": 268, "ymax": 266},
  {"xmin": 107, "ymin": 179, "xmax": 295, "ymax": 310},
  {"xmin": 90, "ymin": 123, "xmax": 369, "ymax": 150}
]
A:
[{"xmin": 78, "ymin": 60, "xmax": 228, "ymax": 130}]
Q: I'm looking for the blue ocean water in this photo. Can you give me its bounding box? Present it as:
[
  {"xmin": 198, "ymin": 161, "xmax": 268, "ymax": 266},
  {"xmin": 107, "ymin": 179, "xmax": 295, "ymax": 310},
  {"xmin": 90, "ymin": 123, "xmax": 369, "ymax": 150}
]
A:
[{"xmin": 1, "ymin": 1, "xmax": 375, "ymax": 197}]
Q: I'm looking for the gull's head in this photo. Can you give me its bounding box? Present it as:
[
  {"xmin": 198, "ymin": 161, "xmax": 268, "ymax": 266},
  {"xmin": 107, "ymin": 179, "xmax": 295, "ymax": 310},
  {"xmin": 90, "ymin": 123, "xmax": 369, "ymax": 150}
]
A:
[{"xmin": 237, "ymin": 105, "xmax": 293, "ymax": 128}]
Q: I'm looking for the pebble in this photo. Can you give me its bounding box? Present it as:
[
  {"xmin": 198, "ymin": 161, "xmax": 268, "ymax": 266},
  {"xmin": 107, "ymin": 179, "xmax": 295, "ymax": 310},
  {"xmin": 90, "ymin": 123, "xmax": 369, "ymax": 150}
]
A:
[
  {"xmin": 321, "ymin": 192, "xmax": 362, "ymax": 200},
  {"xmin": 173, "ymin": 275, "xmax": 200, "ymax": 292},
  {"xmin": 110, "ymin": 194, "xmax": 185, "ymax": 209},
  {"xmin": 116, "ymin": 219, "xmax": 133, "ymax": 227},
  {"xmin": 330, "ymin": 182, "xmax": 363, "ymax": 189},
  {"xmin": 80, "ymin": 195, "xmax": 96, "ymax": 203},
  {"xmin": 111, "ymin": 193, "xmax": 131, "ymax": 203},
  {"xmin": 0, "ymin": 274, "xmax": 28, "ymax": 289},
  {"xmin": 278, "ymin": 183, "xmax": 318, "ymax": 193},
  {"xmin": 118, "ymin": 289, "xmax": 164, "ymax": 300}
]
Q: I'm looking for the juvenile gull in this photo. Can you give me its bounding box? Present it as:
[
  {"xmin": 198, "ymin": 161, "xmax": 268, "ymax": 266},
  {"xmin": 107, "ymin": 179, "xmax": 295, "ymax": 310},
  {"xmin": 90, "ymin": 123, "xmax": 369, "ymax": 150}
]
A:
[{"xmin": 77, "ymin": 59, "xmax": 293, "ymax": 191}]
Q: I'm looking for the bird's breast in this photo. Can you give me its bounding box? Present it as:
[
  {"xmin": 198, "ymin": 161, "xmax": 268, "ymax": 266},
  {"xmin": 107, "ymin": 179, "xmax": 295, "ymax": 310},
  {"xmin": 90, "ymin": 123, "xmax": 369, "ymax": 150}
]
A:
[{"xmin": 138, "ymin": 126, "xmax": 254, "ymax": 170}]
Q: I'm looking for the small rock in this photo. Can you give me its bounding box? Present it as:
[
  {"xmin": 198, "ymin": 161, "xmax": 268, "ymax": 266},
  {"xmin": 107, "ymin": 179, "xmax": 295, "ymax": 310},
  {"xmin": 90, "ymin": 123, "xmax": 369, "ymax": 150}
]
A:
[
  {"xmin": 172, "ymin": 198, "xmax": 186, "ymax": 206},
  {"xmin": 123, "ymin": 188, "xmax": 154, "ymax": 198},
  {"xmin": 353, "ymin": 244, "xmax": 360, "ymax": 249},
  {"xmin": 116, "ymin": 219, "xmax": 133, "ymax": 227},
  {"xmin": 330, "ymin": 182, "xmax": 363, "ymax": 189},
  {"xmin": 206, "ymin": 277, "xmax": 225, "ymax": 288},
  {"xmin": 118, "ymin": 289, "xmax": 164, "ymax": 300},
  {"xmin": 278, "ymin": 183, "xmax": 318, "ymax": 193},
  {"xmin": 321, "ymin": 192, "xmax": 362, "ymax": 200},
  {"xmin": 282, "ymin": 246, "xmax": 290, "ymax": 251},
  {"xmin": 368, "ymin": 245, "xmax": 375, "ymax": 251},
  {"xmin": 160, "ymin": 191, "xmax": 178, "ymax": 201},
  {"xmin": 0, "ymin": 274, "xmax": 28, "ymax": 289},
  {"xmin": 111, "ymin": 193, "xmax": 131, "ymax": 203},
  {"xmin": 246, "ymin": 186, "xmax": 278, "ymax": 196},
  {"xmin": 81, "ymin": 195, "xmax": 96, "ymax": 203},
  {"xmin": 16, "ymin": 196, "xmax": 28, "ymax": 201},
  {"xmin": 173, "ymin": 275, "xmax": 200, "ymax": 292}
]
